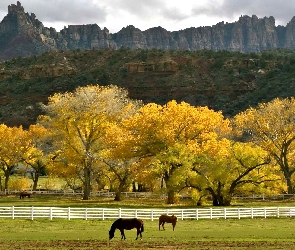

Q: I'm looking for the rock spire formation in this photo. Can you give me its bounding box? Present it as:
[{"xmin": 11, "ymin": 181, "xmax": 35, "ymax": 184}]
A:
[{"xmin": 1, "ymin": 2, "xmax": 295, "ymax": 61}]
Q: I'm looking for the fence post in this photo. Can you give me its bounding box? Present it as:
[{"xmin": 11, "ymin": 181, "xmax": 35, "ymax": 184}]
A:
[
  {"xmin": 119, "ymin": 208, "xmax": 121, "ymax": 218},
  {"xmin": 210, "ymin": 208, "xmax": 213, "ymax": 219},
  {"xmin": 195, "ymin": 209, "xmax": 199, "ymax": 220},
  {"xmin": 135, "ymin": 209, "xmax": 138, "ymax": 218},
  {"xmin": 31, "ymin": 206, "xmax": 34, "ymax": 220},
  {"xmin": 238, "ymin": 208, "xmax": 240, "ymax": 219},
  {"xmin": 12, "ymin": 206, "xmax": 14, "ymax": 219},
  {"xmin": 102, "ymin": 208, "xmax": 105, "ymax": 220},
  {"xmin": 251, "ymin": 208, "xmax": 253, "ymax": 219},
  {"xmin": 68, "ymin": 207, "xmax": 71, "ymax": 220},
  {"xmin": 264, "ymin": 207, "xmax": 267, "ymax": 218},
  {"xmin": 85, "ymin": 208, "xmax": 88, "ymax": 220},
  {"xmin": 151, "ymin": 210, "xmax": 154, "ymax": 221},
  {"xmin": 224, "ymin": 208, "xmax": 226, "ymax": 219},
  {"xmin": 181, "ymin": 209, "xmax": 184, "ymax": 220},
  {"xmin": 50, "ymin": 207, "xmax": 53, "ymax": 220},
  {"xmin": 277, "ymin": 207, "xmax": 279, "ymax": 218}
]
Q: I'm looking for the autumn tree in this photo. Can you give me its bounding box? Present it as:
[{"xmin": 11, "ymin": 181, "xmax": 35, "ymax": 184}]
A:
[
  {"xmin": 234, "ymin": 97, "xmax": 295, "ymax": 194},
  {"xmin": 187, "ymin": 140, "xmax": 282, "ymax": 206},
  {"xmin": 122, "ymin": 100, "xmax": 231, "ymax": 204},
  {"xmin": 23, "ymin": 124, "xmax": 49, "ymax": 190},
  {"xmin": 101, "ymin": 122, "xmax": 141, "ymax": 201},
  {"xmin": 39, "ymin": 85, "xmax": 141, "ymax": 200},
  {"xmin": 0, "ymin": 124, "xmax": 32, "ymax": 189}
]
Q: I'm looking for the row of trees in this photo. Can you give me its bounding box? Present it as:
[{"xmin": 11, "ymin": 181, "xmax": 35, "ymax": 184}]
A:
[{"xmin": 1, "ymin": 84, "xmax": 295, "ymax": 205}]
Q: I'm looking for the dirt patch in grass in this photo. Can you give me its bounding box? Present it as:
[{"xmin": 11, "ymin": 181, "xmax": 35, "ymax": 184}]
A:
[{"xmin": 0, "ymin": 240, "xmax": 294, "ymax": 250}]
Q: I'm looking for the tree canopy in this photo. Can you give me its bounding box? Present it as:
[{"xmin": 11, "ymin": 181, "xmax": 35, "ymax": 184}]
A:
[{"xmin": 234, "ymin": 97, "xmax": 295, "ymax": 194}]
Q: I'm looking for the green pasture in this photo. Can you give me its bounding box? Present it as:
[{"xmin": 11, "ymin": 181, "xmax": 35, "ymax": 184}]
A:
[
  {"xmin": 0, "ymin": 195, "xmax": 295, "ymax": 249},
  {"xmin": 0, "ymin": 218, "xmax": 295, "ymax": 249}
]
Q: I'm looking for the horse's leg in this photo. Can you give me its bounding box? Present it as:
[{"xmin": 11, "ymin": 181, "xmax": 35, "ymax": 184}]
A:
[
  {"xmin": 162, "ymin": 222, "xmax": 165, "ymax": 230},
  {"xmin": 120, "ymin": 229, "xmax": 126, "ymax": 240},
  {"xmin": 139, "ymin": 229, "xmax": 142, "ymax": 239}
]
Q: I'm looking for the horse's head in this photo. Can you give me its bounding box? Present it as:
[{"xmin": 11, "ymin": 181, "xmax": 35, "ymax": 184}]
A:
[
  {"xmin": 109, "ymin": 230, "xmax": 115, "ymax": 240},
  {"xmin": 172, "ymin": 214, "xmax": 178, "ymax": 221}
]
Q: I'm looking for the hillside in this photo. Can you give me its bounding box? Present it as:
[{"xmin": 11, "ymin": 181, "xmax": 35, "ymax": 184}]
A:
[{"xmin": 0, "ymin": 48, "xmax": 295, "ymax": 128}]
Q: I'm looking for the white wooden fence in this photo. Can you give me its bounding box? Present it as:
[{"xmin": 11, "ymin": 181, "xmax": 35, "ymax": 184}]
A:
[{"xmin": 1, "ymin": 207, "xmax": 295, "ymax": 220}]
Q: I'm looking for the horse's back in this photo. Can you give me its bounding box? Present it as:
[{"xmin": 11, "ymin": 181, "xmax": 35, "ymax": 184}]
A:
[
  {"xmin": 159, "ymin": 214, "xmax": 177, "ymax": 223},
  {"xmin": 117, "ymin": 218, "xmax": 143, "ymax": 230}
]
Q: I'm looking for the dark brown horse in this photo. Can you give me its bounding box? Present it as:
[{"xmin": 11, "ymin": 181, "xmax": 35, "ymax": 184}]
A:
[
  {"xmin": 109, "ymin": 218, "xmax": 144, "ymax": 240},
  {"xmin": 159, "ymin": 214, "xmax": 178, "ymax": 231},
  {"xmin": 19, "ymin": 193, "xmax": 31, "ymax": 199}
]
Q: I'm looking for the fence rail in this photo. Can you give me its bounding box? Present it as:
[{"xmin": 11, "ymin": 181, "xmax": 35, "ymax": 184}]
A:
[{"xmin": 1, "ymin": 206, "xmax": 295, "ymax": 220}]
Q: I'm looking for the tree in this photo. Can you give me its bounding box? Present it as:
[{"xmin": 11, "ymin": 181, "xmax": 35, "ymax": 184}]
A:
[
  {"xmin": 39, "ymin": 85, "xmax": 141, "ymax": 200},
  {"xmin": 234, "ymin": 97, "xmax": 295, "ymax": 194},
  {"xmin": 122, "ymin": 100, "xmax": 231, "ymax": 204},
  {"xmin": 187, "ymin": 140, "xmax": 282, "ymax": 206},
  {"xmin": 101, "ymin": 122, "xmax": 140, "ymax": 201},
  {"xmin": 23, "ymin": 125, "xmax": 49, "ymax": 190},
  {"xmin": 0, "ymin": 124, "xmax": 31, "ymax": 189}
]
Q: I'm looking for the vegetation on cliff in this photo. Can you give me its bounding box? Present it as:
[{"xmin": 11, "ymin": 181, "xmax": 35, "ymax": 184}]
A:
[{"xmin": 0, "ymin": 48, "xmax": 295, "ymax": 127}]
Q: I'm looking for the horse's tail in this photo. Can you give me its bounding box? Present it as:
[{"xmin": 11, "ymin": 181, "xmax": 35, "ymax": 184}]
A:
[{"xmin": 141, "ymin": 223, "xmax": 144, "ymax": 232}]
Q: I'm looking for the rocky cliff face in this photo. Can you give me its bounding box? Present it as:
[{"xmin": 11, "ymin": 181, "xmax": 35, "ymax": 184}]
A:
[{"xmin": 1, "ymin": 2, "xmax": 295, "ymax": 61}]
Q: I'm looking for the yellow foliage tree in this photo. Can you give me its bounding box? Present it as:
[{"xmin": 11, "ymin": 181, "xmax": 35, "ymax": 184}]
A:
[
  {"xmin": 188, "ymin": 140, "xmax": 284, "ymax": 206},
  {"xmin": 234, "ymin": 97, "xmax": 295, "ymax": 194},
  {"xmin": 0, "ymin": 124, "xmax": 32, "ymax": 189},
  {"xmin": 39, "ymin": 85, "xmax": 141, "ymax": 200},
  {"xmin": 122, "ymin": 100, "xmax": 231, "ymax": 204},
  {"xmin": 23, "ymin": 124, "xmax": 50, "ymax": 190}
]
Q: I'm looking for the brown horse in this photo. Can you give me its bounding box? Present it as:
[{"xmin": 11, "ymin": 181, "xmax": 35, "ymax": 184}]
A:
[
  {"xmin": 159, "ymin": 214, "xmax": 178, "ymax": 231},
  {"xmin": 19, "ymin": 193, "xmax": 31, "ymax": 199},
  {"xmin": 109, "ymin": 218, "xmax": 144, "ymax": 240}
]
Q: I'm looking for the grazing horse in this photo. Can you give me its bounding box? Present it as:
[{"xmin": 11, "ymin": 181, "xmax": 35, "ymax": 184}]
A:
[
  {"xmin": 109, "ymin": 218, "xmax": 144, "ymax": 240},
  {"xmin": 19, "ymin": 193, "xmax": 31, "ymax": 199},
  {"xmin": 159, "ymin": 214, "xmax": 178, "ymax": 231}
]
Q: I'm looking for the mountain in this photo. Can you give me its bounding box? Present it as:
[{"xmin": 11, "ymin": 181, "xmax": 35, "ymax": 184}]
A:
[
  {"xmin": 1, "ymin": 2, "xmax": 295, "ymax": 129},
  {"xmin": 2, "ymin": 2, "xmax": 295, "ymax": 61}
]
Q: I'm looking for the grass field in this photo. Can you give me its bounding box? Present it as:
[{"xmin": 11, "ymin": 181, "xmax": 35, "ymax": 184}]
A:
[
  {"xmin": 0, "ymin": 217, "xmax": 295, "ymax": 249},
  {"xmin": 1, "ymin": 195, "xmax": 295, "ymax": 249}
]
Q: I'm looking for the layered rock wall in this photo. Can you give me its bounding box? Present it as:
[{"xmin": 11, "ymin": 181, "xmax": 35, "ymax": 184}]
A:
[{"xmin": 1, "ymin": 2, "xmax": 295, "ymax": 61}]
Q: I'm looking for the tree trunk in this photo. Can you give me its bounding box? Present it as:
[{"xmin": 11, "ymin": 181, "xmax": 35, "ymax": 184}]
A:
[
  {"xmin": 31, "ymin": 172, "xmax": 39, "ymax": 191},
  {"xmin": 286, "ymin": 176, "xmax": 293, "ymax": 194},
  {"xmin": 4, "ymin": 170, "xmax": 10, "ymax": 190},
  {"xmin": 167, "ymin": 190, "xmax": 175, "ymax": 204},
  {"xmin": 114, "ymin": 180, "xmax": 125, "ymax": 201},
  {"xmin": 83, "ymin": 167, "xmax": 91, "ymax": 200}
]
